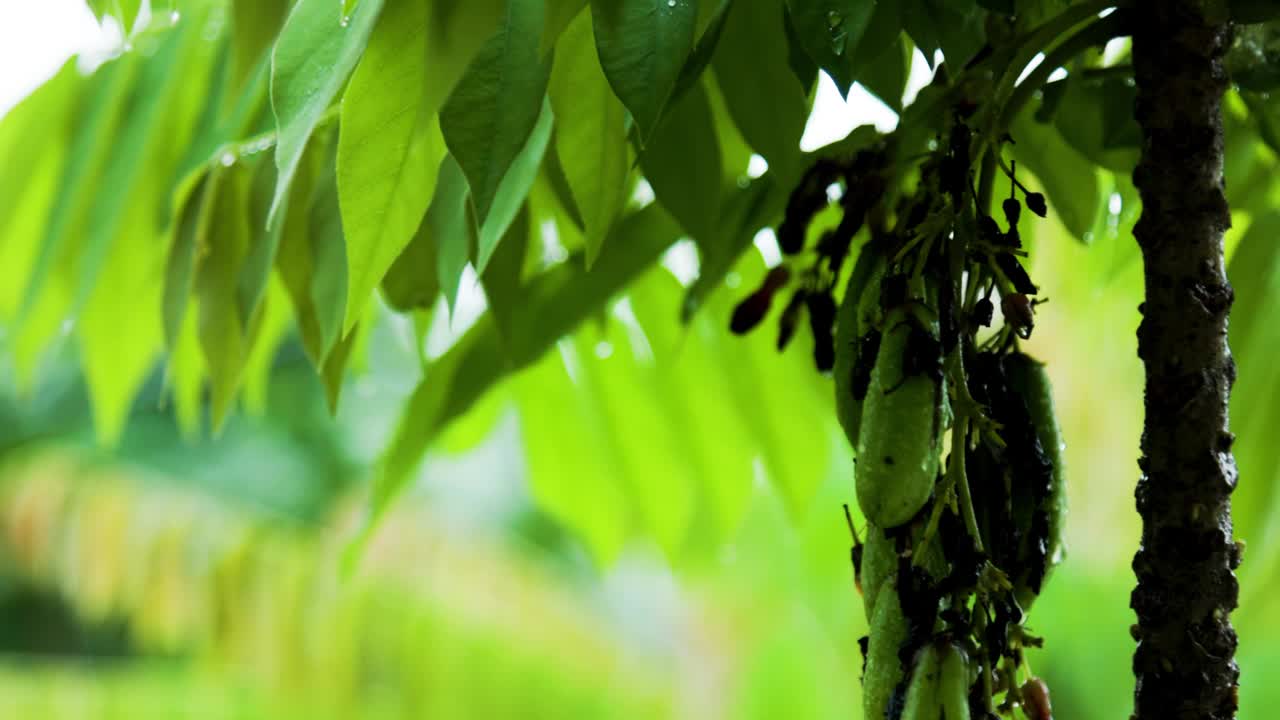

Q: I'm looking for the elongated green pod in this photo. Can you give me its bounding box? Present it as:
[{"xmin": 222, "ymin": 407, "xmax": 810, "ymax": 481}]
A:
[
  {"xmin": 856, "ymin": 306, "xmax": 943, "ymax": 528},
  {"xmin": 1004, "ymin": 352, "xmax": 1067, "ymax": 610},
  {"xmin": 938, "ymin": 642, "xmax": 972, "ymax": 720},
  {"xmin": 836, "ymin": 244, "xmax": 885, "ymax": 447},
  {"xmin": 863, "ymin": 578, "xmax": 909, "ymax": 720},
  {"xmin": 1006, "ymin": 353, "xmax": 1066, "ymax": 573},
  {"xmin": 900, "ymin": 643, "xmax": 944, "ymax": 720},
  {"xmin": 861, "ymin": 521, "xmax": 895, "ymax": 621}
]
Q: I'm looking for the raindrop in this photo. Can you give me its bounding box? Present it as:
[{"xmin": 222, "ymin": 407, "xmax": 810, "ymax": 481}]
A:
[
  {"xmin": 667, "ymin": 0, "xmax": 677, "ymax": 6},
  {"xmin": 339, "ymin": 15, "xmax": 351, "ymax": 28},
  {"xmin": 170, "ymin": 10, "xmax": 181, "ymax": 24},
  {"xmin": 827, "ymin": 9, "xmax": 848, "ymax": 56},
  {"xmin": 220, "ymin": 152, "xmax": 236, "ymax": 167}
]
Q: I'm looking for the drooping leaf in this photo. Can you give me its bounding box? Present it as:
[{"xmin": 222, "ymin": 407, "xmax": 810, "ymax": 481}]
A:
[
  {"xmin": 854, "ymin": 31, "xmax": 909, "ymax": 113},
  {"xmin": 366, "ymin": 204, "xmax": 682, "ymax": 535},
  {"xmin": 430, "ymin": 157, "xmax": 480, "ymax": 315},
  {"xmin": 711, "ymin": 0, "xmax": 809, "ymax": 179},
  {"xmin": 1049, "ymin": 75, "xmax": 1141, "ymax": 174},
  {"xmin": 338, "ymin": 0, "xmax": 507, "ymax": 335},
  {"xmin": 0, "ymin": 59, "xmax": 83, "ymax": 321},
  {"xmin": 231, "ymin": 0, "xmax": 289, "ymax": 85},
  {"xmin": 514, "ymin": 347, "xmax": 632, "ymax": 564},
  {"xmin": 165, "ymin": 171, "xmax": 220, "ymax": 348},
  {"xmin": 480, "ymin": 205, "xmax": 532, "ymax": 342},
  {"xmin": 669, "ymin": 0, "xmax": 733, "ymax": 103},
  {"xmin": 783, "ymin": 0, "xmax": 875, "ymax": 94},
  {"xmin": 275, "ymin": 135, "xmax": 347, "ymax": 367},
  {"xmin": 901, "ymin": 0, "xmax": 984, "ymax": 67},
  {"xmin": 640, "ymin": 82, "xmax": 723, "ymax": 241},
  {"xmin": 682, "ymin": 175, "xmax": 787, "ymax": 322},
  {"xmin": 78, "ymin": 185, "xmax": 168, "ymax": 446},
  {"xmin": 11, "ymin": 57, "xmax": 132, "ymax": 383},
  {"xmin": 571, "ymin": 326, "xmax": 698, "ymax": 559},
  {"xmin": 235, "ymin": 148, "xmax": 289, "ymax": 328},
  {"xmin": 334, "ymin": 0, "xmax": 437, "ymax": 337},
  {"xmin": 381, "ymin": 216, "xmax": 441, "ymax": 313},
  {"xmin": 72, "ymin": 27, "xmax": 198, "ymax": 312},
  {"xmin": 543, "ymin": 0, "xmax": 590, "ymax": 54},
  {"xmin": 441, "ymin": 0, "xmax": 552, "ymax": 226},
  {"xmin": 590, "ymin": 0, "xmax": 699, "ymax": 142},
  {"xmin": 269, "ymin": 0, "xmax": 386, "ymax": 226},
  {"xmin": 475, "ymin": 97, "xmax": 555, "ymax": 274},
  {"xmin": 549, "ymin": 12, "xmax": 632, "ymax": 266},
  {"xmin": 626, "ymin": 269, "xmax": 759, "ymax": 546},
  {"xmin": 195, "ymin": 161, "xmax": 257, "ymax": 429},
  {"xmin": 239, "ymin": 275, "xmax": 293, "ymax": 415}
]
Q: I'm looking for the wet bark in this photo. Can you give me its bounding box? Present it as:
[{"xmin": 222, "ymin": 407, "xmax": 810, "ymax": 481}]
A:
[{"xmin": 1130, "ymin": 3, "xmax": 1241, "ymax": 719}]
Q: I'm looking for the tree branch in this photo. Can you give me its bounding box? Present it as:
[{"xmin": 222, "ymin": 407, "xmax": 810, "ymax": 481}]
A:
[{"xmin": 1130, "ymin": 3, "xmax": 1241, "ymax": 719}]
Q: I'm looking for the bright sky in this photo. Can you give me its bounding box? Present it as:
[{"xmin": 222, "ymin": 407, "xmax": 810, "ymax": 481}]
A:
[{"xmin": 0, "ymin": 1, "xmax": 916, "ymax": 143}]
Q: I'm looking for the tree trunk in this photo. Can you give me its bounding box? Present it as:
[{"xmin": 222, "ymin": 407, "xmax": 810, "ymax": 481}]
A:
[{"xmin": 1130, "ymin": 3, "xmax": 1241, "ymax": 719}]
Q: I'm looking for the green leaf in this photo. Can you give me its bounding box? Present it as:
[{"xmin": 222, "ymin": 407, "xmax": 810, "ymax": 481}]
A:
[
  {"xmin": 195, "ymin": 162, "xmax": 256, "ymax": 429},
  {"xmin": 78, "ymin": 186, "xmax": 167, "ymax": 446},
  {"xmin": 12, "ymin": 56, "xmax": 135, "ymax": 381},
  {"xmin": 338, "ymin": 0, "xmax": 507, "ymax": 335},
  {"xmin": 549, "ymin": 12, "xmax": 632, "ymax": 266},
  {"xmin": 441, "ymin": 0, "xmax": 552, "ymax": 226},
  {"xmin": 682, "ymin": 175, "xmax": 787, "ymax": 322},
  {"xmin": 572, "ymin": 327, "xmax": 698, "ymax": 558},
  {"xmin": 1050, "ymin": 76, "xmax": 1140, "ymax": 174},
  {"xmin": 239, "ymin": 276, "xmax": 293, "ymax": 415},
  {"xmin": 543, "ymin": 0, "xmax": 590, "ymax": 54},
  {"xmin": 0, "ymin": 59, "xmax": 83, "ymax": 321},
  {"xmin": 334, "ymin": 0, "xmax": 437, "ymax": 338},
  {"xmin": 669, "ymin": 0, "xmax": 733, "ymax": 103},
  {"xmin": 165, "ymin": 171, "xmax": 218, "ymax": 349},
  {"xmin": 269, "ymin": 0, "xmax": 386, "ymax": 226},
  {"xmin": 73, "ymin": 27, "xmax": 197, "ymax": 312},
  {"xmin": 480, "ymin": 205, "xmax": 532, "ymax": 342},
  {"xmin": 514, "ymin": 347, "xmax": 632, "ymax": 564},
  {"xmin": 431, "ymin": 156, "xmax": 480, "ymax": 315},
  {"xmin": 231, "ymin": 0, "xmax": 289, "ymax": 85},
  {"xmin": 381, "ymin": 216, "xmax": 441, "ymax": 313},
  {"xmin": 854, "ymin": 32, "xmax": 909, "ymax": 113},
  {"xmin": 590, "ymin": 0, "xmax": 698, "ymax": 142},
  {"xmin": 640, "ymin": 82, "xmax": 723, "ymax": 241},
  {"xmin": 235, "ymin": 151, "xmax": 288, "ymax": 329},
  {"xmin": 783, "ymin": 0, "xmax": 874, "ymax": 94},
  {"xmin": 626, "ymin": 269, "xmax": 759, "ymax": 546},
  {"xmin": 365, "ymin": 204, "xmax": 682, "ymax": 537},
  {"xmin": 711, "ymin": 0, "xmax": 809, "ymax": 179},
  {"xmin": 476, "ymin": 97, "xmax": 555, "ymax": 273},
  {"xmin": 848, "ymin": 1, "xmax": 905, "ymax": 96},
  {"xmin": 1011, "ymin": 108, "xmax": 1101, "ymax": 243},
  {"xmin": 276, "ymin": 135, "xmax": 348, "ymax": 367}
]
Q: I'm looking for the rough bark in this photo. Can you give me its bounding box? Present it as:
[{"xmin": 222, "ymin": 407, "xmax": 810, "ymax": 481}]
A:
[{"xmin": 1130, "ymin": 3, "xmax": 1241, "ymax": 719}]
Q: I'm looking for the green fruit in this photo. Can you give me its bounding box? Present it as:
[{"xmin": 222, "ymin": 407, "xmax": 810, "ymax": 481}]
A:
[
  {"xmin": 900, "ymin": 642, "xmax": 944, "ymax": 720},
  {"xmin": 835, "ymin": 244, "xmax": 886, "ymax": 447},
  {"xmin": 863, "ymin": 578, "xmax": 909, "ymax": 720},
  {"xmin": 856, "ymin": 306, "xmax": 943, "ymax": 528},
  {"xmin": 1006, "ymin": 353, "xmax": 1067, "ymax": 575},
  {"xmin": 938, "ymin": 642, "xmax": 972, "ymax": 720},
  {"xmin": 861, "ymin": 521, "xmax": 895, "ymax": 622}
]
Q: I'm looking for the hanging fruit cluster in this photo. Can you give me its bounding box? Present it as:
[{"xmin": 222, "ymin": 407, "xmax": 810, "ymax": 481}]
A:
[{"xmin": 731, "ymin": 114, "xmax": 1067, "ymax": 720}]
